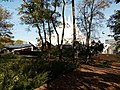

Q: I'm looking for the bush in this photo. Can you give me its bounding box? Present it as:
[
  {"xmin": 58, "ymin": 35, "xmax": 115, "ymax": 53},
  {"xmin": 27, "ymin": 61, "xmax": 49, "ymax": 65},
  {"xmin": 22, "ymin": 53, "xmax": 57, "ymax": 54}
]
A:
[
  {"xmin": 62, "ymin": 45, "xmax": 73, "ymax": 57},
  {"xmin": 49, "ymin": 60, "xmax": 76, "ymax": 79},
  {"xmin": 0, "ymin": 57, "xmax": 49, "ymax": 90},
  {"xmin": 0, "ymin": 54, "xmax": 76, "ymax": 90}
]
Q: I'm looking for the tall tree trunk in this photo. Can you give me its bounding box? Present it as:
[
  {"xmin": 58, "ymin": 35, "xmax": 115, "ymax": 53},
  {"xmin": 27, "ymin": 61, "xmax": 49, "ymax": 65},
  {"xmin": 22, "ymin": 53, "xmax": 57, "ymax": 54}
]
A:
[
  {"xmin": 42, "ymin": 21, "xmax": 47, "ymax": 50},
  {"xmin": 51, "ymin": 0, "xmax": 59, "ymax": 47},
  {"xmin": 61, "ymin": 0, "xmax": 65, "ymax": 46},
  {"xmin": 72, "ymin": 0, "xmax": 76, "ymax": 62},
  {"xmin": 72, "ymin": 0, "xmax": 76, "ymax": 44},
  {"xmin": 48, "ymin": 20, "xmax": 51, "ymax": 48},
  {"xmin": 85, "ymin": 0, "xmax": 94, "ymax": 63},
  {"xmin": 86, "ymin": 33, "xmax": 90, "ymax": 63},
  {"xmin": 51, "ymin": 20, "xmax": 60, "ymax": 47},
  {"xmin": 60, "ymin": 0, "xmax": 66, "ymax": 60},
  {"xmin": 51, "ymin": 0, "xmax": 61, "ymax": 60},
  {"xmin": 36, "ymin": 24, "xmax": 44, "ymax": 51},
  {"xmin": 52, "ymin": 20, "xmax": 61, "ymax": 60},
  {"xmin": 47, "ymin": 20, "xmax": 51, "ymax": 58}
]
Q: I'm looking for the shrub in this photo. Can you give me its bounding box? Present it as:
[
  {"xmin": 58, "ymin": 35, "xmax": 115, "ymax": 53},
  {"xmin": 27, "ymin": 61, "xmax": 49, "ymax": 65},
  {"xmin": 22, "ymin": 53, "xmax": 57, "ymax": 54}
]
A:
[{"xmin": 0, "ymin": 54, "xmax": 76, "ymax": 90}]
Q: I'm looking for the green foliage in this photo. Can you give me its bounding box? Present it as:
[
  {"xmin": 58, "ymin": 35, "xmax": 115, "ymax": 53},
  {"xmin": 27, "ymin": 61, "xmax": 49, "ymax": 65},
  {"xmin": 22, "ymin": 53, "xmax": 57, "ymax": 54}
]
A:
[
  {"xmin": 18, "ymin": 0, "xmax": 62, "ymax": 53},
  {"xmin": 62, "ymin": 47, "xmax": 73, "ymax": 57},
  {"xmin": 49, "ymin": 46, "xmax": 60, "ymax": 57},
  {"xmin": 76, "ymin": 0, "xmax": 111, "ymax": 61},
  {"xmin": 0, "ymin": 54, "xmax": 76, "ymax": 90},
  {"xmin": 0, "ymin": 6, "xmax": 14, "ymax": 37},
  {"xmin": 0, "ymin": 36, "xmax": 14, "ymax": 48},
  {"xmin": 18, "ymin": 0, "xmax": 61, "ymax": 26},
  {"xmin": 0, "ymin": 57, "xmax": 49, "ymax": 90},
  {"xmin": 107, "ymin": 10, "xmax": 120, "ymax": 41},
  {"xmin": 77, "ymin": 0, "xmax": 111, "ymax": 37},
  {"xmin": 0, "ymin": 54, "xmax": 18, "ymax": 62},
  {"xmin": 115, "ymin": 0, "xmax": 120, "ymax": 4},
  {"xmin": 14, "ymin": 40, "xmax": 25, "ymax": 44}
]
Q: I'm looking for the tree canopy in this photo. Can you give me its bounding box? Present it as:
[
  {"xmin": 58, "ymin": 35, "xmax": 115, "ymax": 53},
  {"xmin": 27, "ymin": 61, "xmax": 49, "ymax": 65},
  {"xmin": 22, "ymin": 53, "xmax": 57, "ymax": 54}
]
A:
[
  {"xmin": 107, "ymin": 10, "xmax": 120, "ymax": 41},
  {"xmin": 18, "ymin": 0, "xmax": 63, "ymax": 52},
  {"xmin": 76, "ymin": 0, "xmax": 111, "ymax": 61},
  {"xmin": 77, "ymin": 0, "xmax": 111, "ymax": 40},
  {"xmin": 0, "ymin": 36, "xmax": 14, "ymax": 48},
  {"xmin": 14, "ymin": 40, "xmax": 25, "ymax": 44},
  {"xmin": 0, "ymin": 5, "xmax": 14, "ymax": 37},
  {"xmin": 115, "ymin": 0, "xmax": 120, "ymax": 4}
]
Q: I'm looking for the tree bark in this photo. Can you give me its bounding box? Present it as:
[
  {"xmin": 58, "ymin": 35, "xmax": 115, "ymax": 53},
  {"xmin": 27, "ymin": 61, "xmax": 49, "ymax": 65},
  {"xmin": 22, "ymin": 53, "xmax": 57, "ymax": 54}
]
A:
[
  {"xmin": 36, "ymin": 24, "xmax": 44, "ymax": 51},
  {"xmin": 48, "ymin": 20, "xmax": 51, "ymax": 48},
  {"xmin": 42, "ymin": 21, "xmax": 47, "ymax": 50},
  {"xmin": 72, "ymin": 0, "xmax": 76, "ymax": 62},
  {"xmin": 60, "ymin": 0, "xmax": 66, "ymax": 61}
]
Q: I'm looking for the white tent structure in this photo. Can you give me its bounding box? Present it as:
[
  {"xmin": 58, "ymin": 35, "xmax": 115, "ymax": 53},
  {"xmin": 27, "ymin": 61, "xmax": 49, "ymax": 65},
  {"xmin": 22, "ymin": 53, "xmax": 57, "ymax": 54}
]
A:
[
  {"xmin": 102, "ymin": 44, "xmax": 113, "ymax": 54},
  {"xmin": 50, "ymin": 16, "xmax": 86, "ymax": 45}
]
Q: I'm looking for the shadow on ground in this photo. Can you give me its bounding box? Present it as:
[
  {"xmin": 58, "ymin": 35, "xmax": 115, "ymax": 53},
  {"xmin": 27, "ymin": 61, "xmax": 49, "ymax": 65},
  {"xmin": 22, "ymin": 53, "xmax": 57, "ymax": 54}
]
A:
[{"xmin": 37, "ymin": 64, "xmax": 120, "ymax": 90}]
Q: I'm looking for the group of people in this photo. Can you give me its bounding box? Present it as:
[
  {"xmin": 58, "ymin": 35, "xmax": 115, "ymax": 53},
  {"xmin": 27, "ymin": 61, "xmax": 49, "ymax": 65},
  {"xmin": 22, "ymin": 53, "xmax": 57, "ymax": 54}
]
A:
[
  {"xmin": 74, "ymin": 40, "xmax": 104, "ymax": 57},
  {"xmin": 90, "ymin": 40, "xmax": 104, "ymax": 56}
]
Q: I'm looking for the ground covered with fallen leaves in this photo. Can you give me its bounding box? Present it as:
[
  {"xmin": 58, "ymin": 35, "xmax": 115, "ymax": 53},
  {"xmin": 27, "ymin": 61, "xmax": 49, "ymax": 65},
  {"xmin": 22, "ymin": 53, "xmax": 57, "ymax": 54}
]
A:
[{"xmin": 36, "ymin": 54, "xmax": 120, "ymax": 90}]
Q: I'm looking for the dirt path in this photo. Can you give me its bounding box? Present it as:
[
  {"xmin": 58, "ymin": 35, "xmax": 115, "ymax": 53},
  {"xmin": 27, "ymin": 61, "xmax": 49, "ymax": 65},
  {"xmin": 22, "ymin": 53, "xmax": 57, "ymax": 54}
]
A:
[{"xmin": 36, "ymin": 64, "xmax": 120, "ymax": 90}]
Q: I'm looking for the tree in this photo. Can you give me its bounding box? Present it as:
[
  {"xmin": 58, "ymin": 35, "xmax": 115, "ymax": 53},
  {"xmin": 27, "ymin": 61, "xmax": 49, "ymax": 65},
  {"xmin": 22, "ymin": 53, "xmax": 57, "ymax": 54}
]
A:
[
  {"xmin": 59, "ymin": 0, "xmax": 66, "ymax": 60},
  {"xmin": 19, "ymin": 0, "xmax": 51, "ymax": 51},
  {"xmin": 77, "ymin": 0, "xmax": 111, "ymax": 62},
  {"xmin": 72, "ymin": 0, "xmax": 76, "ymax": 45},
  {"xmin": 0, "ymin": 5, "xmax": 13, "ymax": 37},
  {"xmin": 72, "ymin": 0, "xmax": 76, "ymax": 61},
  {"xmin": 19, "ymin": 0, "xmax": 45, "ymax": 51},
  {"xmin": 19, "ymin": 0, "xmax": 61, "ymax": 52},
  {"xmin": 115, "ymin": 0, "xmax": 120, "ymax": 4},
  {"xmin": 0, "ymin": 6, "xmax": 14, "ymax": 48},
  {"xmin": 107, "ymin": 10, "xmax": 120, "ymax": 53},
  {"xmin": 50, "ymin": 0, "xmax": 61, "ymax": 48},
  {"xmin": 0, "ymin": 36, "xmax": 14, "ymax": 48},
  {"xmin": 14, "ymin": 40, "xmax": 25, "ymax": 44},
  {"xmin": 107, "ymin": 10, "xmax": 120, "ymax": 41},
  {"xmin": 60, "ymin": 0, "xmax": 66, "ymax": 47}
]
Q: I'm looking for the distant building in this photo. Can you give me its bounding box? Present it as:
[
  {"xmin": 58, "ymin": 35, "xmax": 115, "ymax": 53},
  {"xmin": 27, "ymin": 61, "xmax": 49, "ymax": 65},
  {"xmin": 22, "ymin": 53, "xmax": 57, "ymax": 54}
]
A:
[
  {"xmin": 5, "ymin": 44, "xmax": 33, "ymax": 54},
  {"xmin": 105, "ymin": 39, "xmax": 116, "ymax": 45}
]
